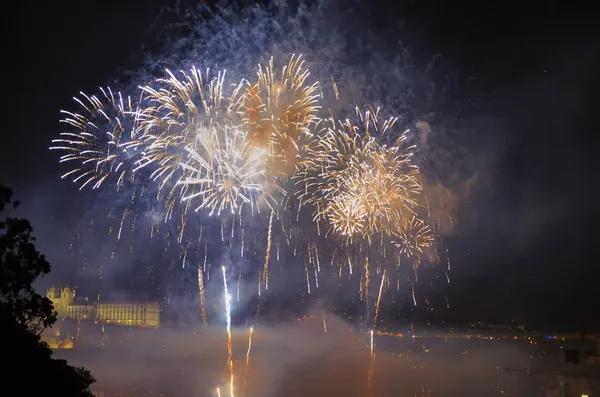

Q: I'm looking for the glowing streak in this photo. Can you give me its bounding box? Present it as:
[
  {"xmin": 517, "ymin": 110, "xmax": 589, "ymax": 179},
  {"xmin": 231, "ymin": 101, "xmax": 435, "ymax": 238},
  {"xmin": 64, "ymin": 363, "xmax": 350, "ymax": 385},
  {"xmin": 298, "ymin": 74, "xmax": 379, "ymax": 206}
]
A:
[{"xmin": 373, "ymin": 270, "xmax": 386, "ymax": 327}]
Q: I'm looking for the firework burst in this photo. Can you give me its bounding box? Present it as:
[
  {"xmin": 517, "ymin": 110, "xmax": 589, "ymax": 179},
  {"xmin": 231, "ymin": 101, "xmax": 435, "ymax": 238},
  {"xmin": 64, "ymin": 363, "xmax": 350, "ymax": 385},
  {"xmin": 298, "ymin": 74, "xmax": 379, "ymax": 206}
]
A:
[
  {"xmin": 297, "ymin": 107, "xmax": 423, "ymax": 241},
  {"xmin": 177, "ymin": 124, "xmax": 268, "ymax": 216},
  {"xmin": 136, "ymin": 67, "xmax": 246, "ymax": 186},
  {"xmin": 392, "ymin": 215, "xmax": 434, "ymax": 257},
  {"xmin": 50, "ymin": 88, "xmax": 146, "ymax": 189},
  {"xmin": 134, "ymin": 66, "xmax": 274, "ymax": 216},
  {"xmin": 244, "ymin": 54, "xmax": 321, "ymax": 181}
]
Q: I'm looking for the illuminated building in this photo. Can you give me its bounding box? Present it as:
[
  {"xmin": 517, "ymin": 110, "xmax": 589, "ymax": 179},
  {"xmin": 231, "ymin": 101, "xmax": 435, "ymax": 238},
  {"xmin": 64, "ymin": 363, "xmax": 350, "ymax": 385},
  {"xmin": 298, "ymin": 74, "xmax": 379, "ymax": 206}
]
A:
[
  {"xmin": 46, "ymin": 286, "xmax": 160, "ymax": 328},
  {"xmin": 47, "ymin": 286, "xmax": 74, "ymax": 318},
  {"xmin": 40, "ymin": 327, "xmax": 74, "ymax": 349},
  {"xmin": 96, "ymin": 303, "xmax": 160, "ymax": 328}
]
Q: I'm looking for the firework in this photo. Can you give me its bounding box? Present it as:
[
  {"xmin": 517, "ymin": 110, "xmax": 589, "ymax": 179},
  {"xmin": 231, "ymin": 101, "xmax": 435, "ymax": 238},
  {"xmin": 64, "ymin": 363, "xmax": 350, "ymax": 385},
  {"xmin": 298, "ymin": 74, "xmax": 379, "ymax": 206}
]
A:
[
  {"xmin": 177, "ymin": 125, "xmax": 267, "ymax": 216},
  {"xmin": 244, "ymin": 54, "xmax": 320, "ymax": 181},
  {"xmin": 323, "ymin": 193, "xmax": 367, "ymax": 237},
  {"xmin": 392, "ymin": 215, "xmax": 434, "ymax": 257},
  {"xmin": 50, "ymin": 50, "xmax": 450, "ymax": 343},
  {"xmin": 297, "ymin": 107, "xmax": 423, "ymax": 241},
  {"xmin": 136, "ymin": 67, "xmax": 245, "ymax": 183},
  {"xmin": 50, "ymin": 88, "xmax": 146, "ymax": 189},
  {"xmin": 136, "ymin": 67, "xmax": 272, "ymax": 215}
]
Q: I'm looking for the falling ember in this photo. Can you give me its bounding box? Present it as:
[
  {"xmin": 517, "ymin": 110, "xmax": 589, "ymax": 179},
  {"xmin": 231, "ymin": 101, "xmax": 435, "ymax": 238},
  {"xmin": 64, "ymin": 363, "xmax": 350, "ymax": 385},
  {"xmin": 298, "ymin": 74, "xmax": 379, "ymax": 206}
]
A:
[
  {"xmin": 304, "ymin": 263, "xmax": 311, "ymax": 294},
  {"xmin": 182, "ymin": 245, "xmax": 188, "ymax": 268},
  {"xmin": 322, "ymin": 312, "xmax": 327, "ymax": 333},
  {"xmin": 118, "ymin": 207, "xmax": 128, "ymax": 240},
  {"xmin": 198, "ymin": 265, "xmax": 207, "ymax": 328},
  {"xmin": 373, "ymin": 270, "xmax": 386, "ymax": 327}
]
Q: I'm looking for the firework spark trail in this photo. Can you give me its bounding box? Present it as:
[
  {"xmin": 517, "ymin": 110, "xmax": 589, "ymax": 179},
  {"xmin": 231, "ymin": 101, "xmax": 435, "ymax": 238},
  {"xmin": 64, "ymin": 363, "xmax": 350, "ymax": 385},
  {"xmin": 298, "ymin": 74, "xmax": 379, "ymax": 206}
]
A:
[
  {"xmin": 222, "ymin": 266, "xmax": 234, "ymax": 397},
  {"xmin": 304, "ymin": 262, "xmax": 311, "ymax": 294},
  {"xmin": 242, "ymin": 327, "xmax": 253, "ymax": 397},
  {"xmin": 373, "ymin": 270, "xmax": 386, "ymax": 327},
  {"xmin": 261, "ymin": 211, "xmax": 274, "ymax": 292},
  {"xmin": 118, "ymin": 207, "xmax": 129, "ymax": 240},
  {"xmin": 198, "ymin": 265, "xmax": 207, "ymax": 328}
]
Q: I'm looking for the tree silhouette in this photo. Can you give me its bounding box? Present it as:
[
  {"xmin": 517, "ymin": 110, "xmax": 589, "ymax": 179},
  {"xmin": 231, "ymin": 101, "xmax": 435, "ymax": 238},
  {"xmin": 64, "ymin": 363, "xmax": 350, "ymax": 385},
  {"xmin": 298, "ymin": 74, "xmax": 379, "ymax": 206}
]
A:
[{"xmin": 1, "ymin": 184, "xmax": 95, "ymax": 396}]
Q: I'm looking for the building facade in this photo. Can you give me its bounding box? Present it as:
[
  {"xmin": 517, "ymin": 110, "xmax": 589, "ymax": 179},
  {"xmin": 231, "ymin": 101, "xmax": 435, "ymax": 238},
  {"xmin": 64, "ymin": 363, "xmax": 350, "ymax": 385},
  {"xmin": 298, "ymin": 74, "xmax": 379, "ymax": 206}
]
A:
[
  {"xmin": 96, "ymin": 303, "xmax": 160, "ymax": 328},
  {"xmin": 47, "ymin": 286, "xmax": 74, "ymax": 318},
  {"xmin": 46, "ymin": 286, "xmax": 160, "ymax": 328}
]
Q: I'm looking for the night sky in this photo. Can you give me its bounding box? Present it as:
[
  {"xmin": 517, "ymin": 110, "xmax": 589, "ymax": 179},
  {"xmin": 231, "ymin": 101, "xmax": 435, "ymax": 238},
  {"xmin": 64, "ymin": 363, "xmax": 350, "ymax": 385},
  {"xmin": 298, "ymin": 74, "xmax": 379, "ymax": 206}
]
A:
[{"xmin": 4, "ymin": 0, "xmax": 599, "ymax": 330}]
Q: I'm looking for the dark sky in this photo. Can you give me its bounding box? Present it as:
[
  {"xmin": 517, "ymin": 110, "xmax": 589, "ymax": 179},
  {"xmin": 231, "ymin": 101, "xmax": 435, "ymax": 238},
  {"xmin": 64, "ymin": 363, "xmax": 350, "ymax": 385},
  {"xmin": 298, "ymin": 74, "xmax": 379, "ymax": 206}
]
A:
[{"xmin": 3, "ymin": 0, "xmax": 599, "ymax": 329}]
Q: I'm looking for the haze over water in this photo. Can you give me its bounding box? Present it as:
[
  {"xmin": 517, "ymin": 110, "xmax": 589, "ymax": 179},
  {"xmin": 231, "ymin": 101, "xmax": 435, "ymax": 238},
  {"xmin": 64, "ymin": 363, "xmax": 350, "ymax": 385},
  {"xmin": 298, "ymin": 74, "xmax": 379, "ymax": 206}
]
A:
[{"xmin": 54, "ymin": 315, "xmax": 567, "ymax": 397}]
